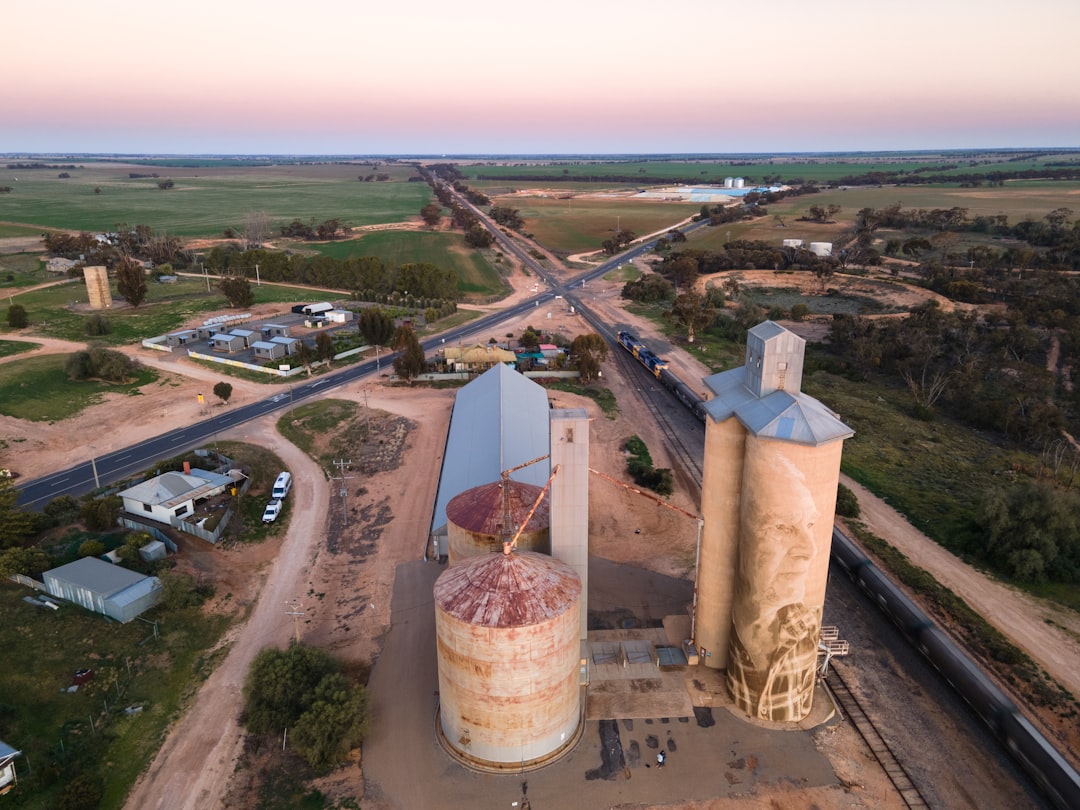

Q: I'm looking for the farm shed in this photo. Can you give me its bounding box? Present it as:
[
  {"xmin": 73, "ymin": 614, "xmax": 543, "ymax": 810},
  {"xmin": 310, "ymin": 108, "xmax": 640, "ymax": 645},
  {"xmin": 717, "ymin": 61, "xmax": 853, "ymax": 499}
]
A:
[
  {"xmin": 0, "ymin": 740, "xmax": 20, "ymax": 794},
  {"xmin": 326, "ymin": 309, "xmax": 354, "ymax": 323},
  {"xmin": 270, "ymin": 336, "xmax": 299, "ymax": 355},
  {"xmin": 301, "ymin": 302, "xmax": 334, "ymax": 316},
  {"xmin": 261, "ymin": 323, "xmax": 292, "ymax": 338},
  {"xmin": 43, "ymin": 557, "xmax": 161, "ymax": 623},
  {"xmin": 211, "ymin": 332, "xmax": 246, "ymax": 353},
  {"xmin": 252, "ymin": 340, "xmax": 286, "ymax": 360},
  {"xmin": 118, "ymin": 468, "xmax": 235, "ymax": 527},
  {"xmin": 165, "ymin": 329, "xmax": 197, "ymax": 348}
]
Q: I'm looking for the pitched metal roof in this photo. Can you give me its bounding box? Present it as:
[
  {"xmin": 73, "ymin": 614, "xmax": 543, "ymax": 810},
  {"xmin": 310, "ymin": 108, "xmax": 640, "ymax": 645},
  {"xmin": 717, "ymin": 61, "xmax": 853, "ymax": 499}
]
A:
[
  {"xmin": 45, "ymin": 557, "xmax": 149, "ymax": 597},
  {"xmin": 119, "ymin": 469, "xmax": 233, "ymax": 508},
  {"xmin": 430, "ymin": 364, "xmax": 551, "ymax": 535}
]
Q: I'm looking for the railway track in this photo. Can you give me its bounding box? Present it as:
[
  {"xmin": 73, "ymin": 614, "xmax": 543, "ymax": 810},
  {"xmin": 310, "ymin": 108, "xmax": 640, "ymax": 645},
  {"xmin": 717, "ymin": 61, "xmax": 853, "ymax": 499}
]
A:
[
  {"xmin": 609, "ymin": 343, "xmax": 703, "ymax": 486},
  {"xmin": 826, "ymin": 664, "xmax": 932, "ymax": 808}
]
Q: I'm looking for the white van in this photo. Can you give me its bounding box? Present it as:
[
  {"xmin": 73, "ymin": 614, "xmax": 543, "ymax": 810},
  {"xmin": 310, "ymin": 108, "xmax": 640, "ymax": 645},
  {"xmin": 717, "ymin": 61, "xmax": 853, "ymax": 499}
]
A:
[{"xmin": 272, "ymin": 471, "xmax": 292, "ymax": 500}]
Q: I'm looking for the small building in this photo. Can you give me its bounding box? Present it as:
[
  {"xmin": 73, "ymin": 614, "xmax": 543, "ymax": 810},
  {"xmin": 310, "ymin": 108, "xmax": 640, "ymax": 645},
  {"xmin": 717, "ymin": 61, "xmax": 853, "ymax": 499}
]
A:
[
  {"xmin": 230, "ymin": 328, "xmax": 258, "ymax": 348},
  {"xmin": 211, "ymin": 332, "xmax": 246, "ymax": 353},
  {"xmin": 809, "ymin": 241, "xmax": 833, "ymax": 257},
  {"xmin": 43, "ymin": 557, "xmax": 161, "ymax": 623},
  {"xmin": 270, "ymin": 336, "xmax": 300, "ymax": 355},
  {"xmin": 252, "ymin": 340, "xmax": 287, "ymax": 360},
  {"xmin": 441, "ymin": 344, "xmax": 517, "ymax": 373},
  {"xmin": 538, "ymin": 343, "xmax": 562, "ymax": 359},
  {"xmin": 292, "ymin": 302, "xmax": 334, "ymax": 316},
  {"xmin": 138, "ymin": 540, "xmax": 167, "ymax": 563},
  {"xmin": 118, "ymin": 468, "xmax": 235, "ymax": 527},
  {"xmin": 0, "ymin": 740, "xmax": 20, "ymax": 795},
  {"xmin": 261, "ymin": 323, "xmax": 292, "ymax": 339},
  {"xmin": 196, "ymin": 324, "xmax": 223, "ymax": 340},
  {"xmin": 326, "ymin": 309, "xmax": 354, "ymax": 323},
  {"xmin": 165, "ymin": 329, "xmax": 198, "ymax": 348}
]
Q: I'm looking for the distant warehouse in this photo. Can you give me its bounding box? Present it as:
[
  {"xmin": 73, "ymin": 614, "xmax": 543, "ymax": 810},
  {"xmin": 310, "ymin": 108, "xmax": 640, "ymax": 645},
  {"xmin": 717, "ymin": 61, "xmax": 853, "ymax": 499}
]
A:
[{"xmin": 291, "ymin": 302, "xmax": 335, "ymax": 316}]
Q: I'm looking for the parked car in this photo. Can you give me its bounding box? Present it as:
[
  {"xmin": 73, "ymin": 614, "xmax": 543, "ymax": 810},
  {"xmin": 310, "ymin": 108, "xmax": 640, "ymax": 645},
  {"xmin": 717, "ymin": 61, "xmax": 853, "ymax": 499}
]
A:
[{"xmin": 262, "ymin": 499, "xmax": 283, "ymax": 523}]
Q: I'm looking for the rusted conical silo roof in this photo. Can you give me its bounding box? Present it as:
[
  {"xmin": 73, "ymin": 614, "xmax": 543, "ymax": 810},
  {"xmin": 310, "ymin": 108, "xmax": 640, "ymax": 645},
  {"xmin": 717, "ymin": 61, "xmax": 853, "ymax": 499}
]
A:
[
  {"xmin": 445, "ymin": 480, "xmax": 550, "ymax": 535},
  {"xmin": 434, "ymin": 551, "xmax": 580, "ymax": 628}
]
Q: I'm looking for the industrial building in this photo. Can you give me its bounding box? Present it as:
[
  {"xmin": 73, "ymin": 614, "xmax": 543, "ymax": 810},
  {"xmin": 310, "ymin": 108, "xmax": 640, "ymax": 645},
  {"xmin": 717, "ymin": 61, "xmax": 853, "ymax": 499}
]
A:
[{"xmin": 696, "ymin": 321, "xmax": 852, "ymax": 721}]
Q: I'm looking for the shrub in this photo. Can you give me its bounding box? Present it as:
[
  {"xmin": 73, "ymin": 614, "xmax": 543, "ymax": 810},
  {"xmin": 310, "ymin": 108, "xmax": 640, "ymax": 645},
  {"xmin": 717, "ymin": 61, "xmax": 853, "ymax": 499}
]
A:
[
  {"xmin": 78, "ymin": 539, "xmax": 106, "ymax": 558},
  {"xmin": 6, "ymin": 304, "xmax": 28, "ymax": 329},
  {"xmin": 836, "ymin": 483, "xmax": 860, "ymax": 518},
  {"xmin": 85, "ymin": 313, "xmax": 112, "ymax": 336}
]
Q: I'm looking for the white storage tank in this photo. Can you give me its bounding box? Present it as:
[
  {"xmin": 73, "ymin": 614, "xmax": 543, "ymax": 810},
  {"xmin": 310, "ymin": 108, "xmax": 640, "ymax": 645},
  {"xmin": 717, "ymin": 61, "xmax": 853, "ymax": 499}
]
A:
[
  {"xmin": 782, "ymin": 239, "xmax": 804, "ymax": 249},
  {"xmin": 434, "ymin": 550, "xmax": 582, "ymax": 768},
  {"xmin": 723, "ymin": 176, "xmax": 734, "ymax": 188},
  {"xmin": 809, "ymin": 242, "xmax": 833, "ymax": 257},
  {"xmin": 733, "ymin": 177, "xmax": 745, "ymax": 189}
]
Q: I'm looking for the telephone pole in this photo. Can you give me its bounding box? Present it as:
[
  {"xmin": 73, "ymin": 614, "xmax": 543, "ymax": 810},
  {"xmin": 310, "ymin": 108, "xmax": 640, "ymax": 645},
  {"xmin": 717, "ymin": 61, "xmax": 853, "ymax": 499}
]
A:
[{"xmin": 331, "ymin": 459, "xmax": 355, "ymax": 526}]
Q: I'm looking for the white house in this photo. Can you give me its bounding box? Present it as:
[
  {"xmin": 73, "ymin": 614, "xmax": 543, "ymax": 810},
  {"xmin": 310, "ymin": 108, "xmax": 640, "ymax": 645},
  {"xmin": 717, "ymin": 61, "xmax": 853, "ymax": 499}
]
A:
[
  {"xmin": 43, "ymin": 557, "xmax": 161, "ymax": 623},
  {"xmin": 118, "ymin": 468, "xmax": 235, "ymax": 527}
]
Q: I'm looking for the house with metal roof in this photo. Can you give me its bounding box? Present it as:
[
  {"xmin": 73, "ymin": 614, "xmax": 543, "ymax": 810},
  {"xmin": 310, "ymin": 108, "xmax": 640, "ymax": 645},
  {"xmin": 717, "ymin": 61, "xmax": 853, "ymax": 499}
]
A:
[
  {"xmin": 0, "ymin": 740, "xmax": 20, "ymax": 795},
  {"xmin": 43, "ymin": 557, "xmax": 161, "ymax": 623},
  {"xmin": 118, "ymin": 468, "xmax": 235, "ymax": 527},
  {"xmin": 270, "ymin": 335, "xmax": 300, "ymax": 355},
  {"xmin": 252, "ymin": 340, "xmax": 287, "ymax": 360},
  {"xmin": 211, "ymin": 332, "xmax": 246, "ymax": 353},
  {"xmin": 439, "ymin": 344, "xmax": 516, "ymax": 372},
  {"xmin": 430, "ymin": 364, "xmax": 551, "ymax": 541}
]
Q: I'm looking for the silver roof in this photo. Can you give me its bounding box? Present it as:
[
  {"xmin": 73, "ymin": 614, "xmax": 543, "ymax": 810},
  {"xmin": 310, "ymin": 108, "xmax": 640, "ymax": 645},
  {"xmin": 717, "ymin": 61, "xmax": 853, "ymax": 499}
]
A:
[
  {"xmin": 45, "ymin": 557, "xmax": 150, "ymax": 597},
  {"xmin": 119, "ymin": 470, "xmax": 233, "ymax": 508},
  {"xmin": 430, "ymin": 364, "xmax": 551, "ymax": 535},
  {"xmin": 703, "ymin": 322, "xmax": 852, "ymax": 447}
]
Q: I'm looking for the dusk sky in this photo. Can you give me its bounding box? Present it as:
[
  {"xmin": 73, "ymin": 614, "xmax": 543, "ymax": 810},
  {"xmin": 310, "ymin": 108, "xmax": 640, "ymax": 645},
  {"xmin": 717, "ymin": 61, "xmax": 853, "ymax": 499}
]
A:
[{"xmin": 4, "ymin": 0, "xmax": 1079, "ymax": 155}]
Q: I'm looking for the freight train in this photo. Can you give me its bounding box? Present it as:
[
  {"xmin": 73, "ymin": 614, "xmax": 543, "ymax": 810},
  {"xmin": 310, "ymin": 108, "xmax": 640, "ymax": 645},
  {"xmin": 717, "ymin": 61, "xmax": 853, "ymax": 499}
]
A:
[
  {"xmin": 616, "ymin": 331, "xmax": 708, "ymax": 421},
  {"xmin": 615, "ymin": 328, "xmax": 1080, "ymax": 810},
  {"xmin": 831, "ymin": 527, "xmax": 1080, "ymax": 810}
]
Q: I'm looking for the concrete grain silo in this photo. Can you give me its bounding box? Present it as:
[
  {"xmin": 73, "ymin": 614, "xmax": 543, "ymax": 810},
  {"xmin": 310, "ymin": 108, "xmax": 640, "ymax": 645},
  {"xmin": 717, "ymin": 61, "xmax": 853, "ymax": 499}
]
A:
[
  {"xmin": 83, "ymin": 266, "xmax": 112, "ymax": 309},
  {"xmin": 445, "ymin": 479, "xmax": 550, "ymax": 565},
  {"xmin": 434, "ymin": 550, "xmax": 582, "ymax": 769}
]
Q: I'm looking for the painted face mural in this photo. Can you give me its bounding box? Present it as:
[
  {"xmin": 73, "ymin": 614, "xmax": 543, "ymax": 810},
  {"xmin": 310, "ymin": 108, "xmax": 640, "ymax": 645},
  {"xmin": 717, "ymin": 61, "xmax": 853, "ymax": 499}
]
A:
[{"xmin": 727, "ymin": 458, "xmax": 822, "ymax": 722}]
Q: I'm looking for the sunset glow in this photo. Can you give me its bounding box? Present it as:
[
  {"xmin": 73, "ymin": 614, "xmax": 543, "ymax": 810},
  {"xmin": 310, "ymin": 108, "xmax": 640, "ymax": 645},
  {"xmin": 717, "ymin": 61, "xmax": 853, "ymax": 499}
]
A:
[{"xmin": 3, "ymin": 0, "xmax": 1078, "ymax": 153}]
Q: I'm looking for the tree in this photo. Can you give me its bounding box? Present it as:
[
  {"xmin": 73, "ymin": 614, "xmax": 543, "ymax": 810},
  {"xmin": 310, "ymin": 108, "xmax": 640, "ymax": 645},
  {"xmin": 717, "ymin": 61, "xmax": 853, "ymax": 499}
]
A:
[
  {"xmin": 519, "ymin": 327, "xmax": 541, "ymax": 349},
  {"xmin": 85, "ymin": 313, "xmax": 112, "ymax": 336},
  {"xmin": 295, "ymin": 340, "xmax": 315, "ymax": 375},
  {"xmin": 115, "ymin": 255, "xmax": 148, "ymax": 307},
  {"xmin": 218, "ymin": 275, "xmax": 254, "ymax": 308},
  {"xmin": 6, "ymin": 303, "xmax": 28, "ymax": 328},
  {"xmin": 315, "ymin": 331, "xmax": 336, "ymax": 362},
  {"xmin": 78, "ymin": 539, "xmax": 106, "ymax": 558},
  {"xmin": 569, "ymin": 333, "xmax": 608, "ymax": 384},
  {"xmin": 0, "ymin": 478, "xmax": 38, "ymax": 548},
  {"xmin": 289, "ymin": 672, "xmax": 369, "ymax": 773},
  {"xmin": 464, "ymin": 223, "xmax": 494, "ymax": 248},
  {"xmin": 80, "ymin": 495, "xmax": 122, "ymax": 531},
  {"xmin": 358, "ymin": 307, "xmax": 395, "ymax": 347},
  {"xmin": 666, "ymin": 290, "xmax": 715, "ymax": 344},
  {"xmin": 243, "ymin": 210, "xmax": 273, "ymax": 249},
  {"xmin": 156, "ymin": 179, "xmax": 175, "ymax": 190},
  {"xmin": 213, "ymin": 381, "xmax": 233, "ymax": 404},
  {"xmin": 420, "ymin": 203, "xmax": 442, "ymax": 228},
  {"xmin": 243, "ymin": 645, "xmax": 338, "ymax": 734},
  {"xmin": 0, "ymin": 546, "xmax": 51, "ymax": 577},
  {"xmin": 392, "ymin": 325, "xmax": 426, "ymax": 382}
]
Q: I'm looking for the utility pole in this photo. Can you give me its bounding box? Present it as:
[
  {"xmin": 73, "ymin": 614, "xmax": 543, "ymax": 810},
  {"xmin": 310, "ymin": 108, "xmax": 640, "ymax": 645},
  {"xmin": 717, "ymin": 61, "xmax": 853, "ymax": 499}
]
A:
[
  {"xmin": 331, "ymin": 459, "xmax": 355, "ymax": 527},
  {"xmin": 284, "ymin": 601, "xmax": 305, "ymax": 645},
  {"xmin": 88, "ymin": 445, "xmax": 100, "ymax": 490},
  {"xmin": 255, "ymin": 263, "xmax": 261, "ymax": 286}
]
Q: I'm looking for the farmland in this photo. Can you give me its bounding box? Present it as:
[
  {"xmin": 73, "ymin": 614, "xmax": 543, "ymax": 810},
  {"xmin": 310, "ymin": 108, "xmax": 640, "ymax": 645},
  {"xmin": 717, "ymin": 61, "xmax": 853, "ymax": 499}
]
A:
[{"xmin": 0, "ymin": 162, "xmax": 430, "ymax": 238}]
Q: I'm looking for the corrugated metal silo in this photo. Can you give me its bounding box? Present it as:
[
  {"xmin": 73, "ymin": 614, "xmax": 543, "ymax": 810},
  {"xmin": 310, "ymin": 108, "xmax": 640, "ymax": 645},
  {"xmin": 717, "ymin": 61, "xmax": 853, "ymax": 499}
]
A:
[
  {"xmin": 434, "ymin": 550, "xmax": 582, "ymax": 768},
  {"xmin": 446, "ymin": 480, "xmax": 550, "ymax": 565},
  {"xmin": 733, "ymin": 177, "xmax": 745, "ymax": 189},
  {"xmin": 723, "ymin": 176, "xmax": 734, "ymax": 188}
]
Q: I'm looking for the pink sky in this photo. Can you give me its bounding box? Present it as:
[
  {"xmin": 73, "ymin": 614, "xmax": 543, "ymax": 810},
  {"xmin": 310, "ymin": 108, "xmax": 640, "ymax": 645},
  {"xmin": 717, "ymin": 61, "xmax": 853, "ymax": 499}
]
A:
[{"xmin": 3, "ymin": 0, "xmax": 1078, "ymax": 154}]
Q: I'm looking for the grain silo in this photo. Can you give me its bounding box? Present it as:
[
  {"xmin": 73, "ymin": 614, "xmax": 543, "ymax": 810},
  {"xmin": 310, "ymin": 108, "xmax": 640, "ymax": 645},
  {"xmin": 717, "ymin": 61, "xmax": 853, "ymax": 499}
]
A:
[
  {"xmin": 445, "ymin": 479, "xmax": 550, "ymax": 565},
  {"xmin": 723, "ymin": 176, "xmax": 735, "ymax": 188},
  {"xmin": 733, "ymin": 177, "xmax": 745, "ymax": 189},
  {"xmin": 83, "ymin": 265, "xmax": 112, "ymax": 309},
  {"xmin": 434, "ymin": 550, "xmax": 582, "ymax": 768}
]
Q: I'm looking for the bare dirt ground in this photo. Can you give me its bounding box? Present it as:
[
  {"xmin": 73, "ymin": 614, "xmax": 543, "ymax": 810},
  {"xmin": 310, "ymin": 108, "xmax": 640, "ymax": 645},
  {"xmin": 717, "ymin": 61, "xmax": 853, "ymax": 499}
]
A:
[{"xmin": 2, "ymin": 276, "xmax": 1073, "ymax": 808}]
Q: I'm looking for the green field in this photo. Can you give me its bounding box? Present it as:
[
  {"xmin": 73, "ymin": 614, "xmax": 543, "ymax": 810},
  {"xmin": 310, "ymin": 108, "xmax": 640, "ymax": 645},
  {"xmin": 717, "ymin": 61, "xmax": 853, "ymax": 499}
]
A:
[
  {"xmin": 0, "ymin": 277, "xmax": 338, "ymax": 345},
  {"xmin": 506, "ymin": 197, "xmax": 699, "ymax": 255},
  {"xmin": 0, "ymin": 354, "xmax": 158, "ymax": 421},
  {"xmin": 458, "ymin": 153, "xmax": 1080, "ymax": 185},
  {"xmin": 683, "ymin": 181, "xmax": 1080, "ymax": 252},
  {"xmin": 0, "ymin": 162, "xmax": 432, "ymax": 237},
  {"xmin": 309, "ymin": 230, "xmax": 506, "ymax": 297}
]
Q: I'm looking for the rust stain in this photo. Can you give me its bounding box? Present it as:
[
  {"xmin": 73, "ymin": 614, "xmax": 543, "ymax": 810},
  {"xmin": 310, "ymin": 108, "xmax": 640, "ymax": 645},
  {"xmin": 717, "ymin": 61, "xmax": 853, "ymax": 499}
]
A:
[{"xmin": 434, "ymin": 551, "xmax": 580, "ymax": 628}]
